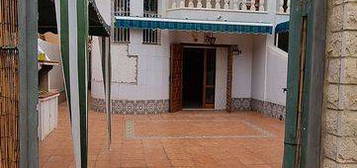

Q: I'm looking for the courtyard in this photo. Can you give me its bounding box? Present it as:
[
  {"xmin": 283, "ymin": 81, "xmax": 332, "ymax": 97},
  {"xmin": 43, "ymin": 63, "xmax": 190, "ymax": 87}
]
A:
[{"xmin": 40, "ymin": 103, "xmax": 284, "ymax": 168}]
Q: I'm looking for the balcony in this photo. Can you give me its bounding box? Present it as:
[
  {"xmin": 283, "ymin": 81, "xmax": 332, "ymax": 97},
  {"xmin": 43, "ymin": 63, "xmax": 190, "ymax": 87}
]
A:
[{"xmin": 167, "ymin": 0, "xmax": 290, "ymax": 24}]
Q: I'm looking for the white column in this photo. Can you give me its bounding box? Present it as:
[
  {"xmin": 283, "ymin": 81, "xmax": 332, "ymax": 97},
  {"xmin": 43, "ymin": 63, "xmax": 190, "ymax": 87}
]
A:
[
  {"xmin": 180, "ymin": 0, "xmax": 185, "ymax": 8},
  {"xmin": 233, "ymin": 0, "xmax": 239, "ymax": 10},
  {"xmin": 224, "ymin": 0, "xmax": 230, "ymax": 9},
  {"xmin": 280, "ymin": 0, "xmax": 285, "ymax": 13},
  {"xmin": 188, "ymin": 0, "xmax": 194, "ymax": 7},
  {"xmin": 242, "ymin": 0, "xmax": 247, "ymax": 10},
  {"xmin": 259, "ymin": 0, "xmax": 265, "ymax": 11},
  {"xmin": 171, "ymin": 0, "xmax": 177, "ymax": 8},
  {"xmin": 207, "ymin": 0, "xmax": 212, "ymax": 8},
  {"xmin": 216, "ymin": 0, "xmax": 221, "ymax": 9},
  {"xmin": 197, "ymin": 0, "xmax": 203, "ymax": 8},
  {"xmin": 250, "ymin": 1, "xmax": 256, "ymax": 11}
]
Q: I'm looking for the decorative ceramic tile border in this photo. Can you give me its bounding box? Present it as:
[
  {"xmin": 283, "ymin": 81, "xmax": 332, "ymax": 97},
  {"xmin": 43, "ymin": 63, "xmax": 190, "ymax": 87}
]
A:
[
  {"xmin": 232, "ymin": 98, "xmax": 286, "ymax": 120},
  {"xmin": 251, "ymin": 99, "xmax": 286, "ymax": 120},
  {"xmin": 91, "ymin": 98, "xmax": 169, "ymax": 114},
  {"xmin": 232, "ymin": 98, "xmax": 252, "ymax": 111}
]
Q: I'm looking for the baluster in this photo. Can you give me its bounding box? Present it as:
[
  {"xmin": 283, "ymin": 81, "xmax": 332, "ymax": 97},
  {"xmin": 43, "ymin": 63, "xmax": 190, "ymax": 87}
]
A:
[
  {"xmin": 171, "ymin": 0, "xmax": 177, "ymax": 8},
  {"xmin": 197, "ymin": 0, "xmax": 203, "ymax": 8},
  {"xmin": 233, "ymin": 0, "xmax": 239, "ymax": 10},
  {"xmin": 242, "ymin": 0, "xmax": 247, "ymax": 10},
  {"xmin": 259, "ymin": 0, "xmax": 264, "ymax": 11},
  {"xmin": 216, "ymin": 0, "xmax": 221, "ymax": 9},
  {"xmin": 280, "ymin": 0, "xmax": 285, "ymax": 13},
  {"xmin": 207, "ymin": 0, "xmax": 212, "ymax": 8},
  {"xmin": 188, "ymin": 0, "xmax": 194, "ymax": 7},
  {"xmin": 250, "ymin": 0, "xmax": 256, "ymax": 11},
  {"xmin": 180, "ymin": 0, "xmax": 185, "ymax": 8},
  {"xmin": 224, "ymin": 0, "xmax": 230, "ymax": 9},
  {"xmin": 286, "ymin": 0, "xmax": 290, "ymax": 13}
]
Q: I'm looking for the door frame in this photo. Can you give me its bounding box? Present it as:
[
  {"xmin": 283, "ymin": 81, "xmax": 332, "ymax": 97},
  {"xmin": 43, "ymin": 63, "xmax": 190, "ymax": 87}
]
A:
[{"xmin": 170, "ymin": 43, "xmax": 233, "ymax": 112}]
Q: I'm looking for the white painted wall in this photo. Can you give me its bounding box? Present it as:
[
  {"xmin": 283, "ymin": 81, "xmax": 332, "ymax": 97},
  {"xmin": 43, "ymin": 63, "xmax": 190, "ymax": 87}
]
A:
[
  {"xmin": 250, "ymin": 35, "xmax": 288, "ymax": 106},
  {"xmin": 232, "ymin": 45, "xmax": 252, "ymax": 98},
  {"xmin": 266, "ymin": 46, "xmax": 288, "ymax": 106},
  {"xmin": 91, "ymin": 0, "xmax": 289, "ymax": 107},
  {"xmin": 215, "ymin": 47, "xmax": 227, "ymax": 110},
  {"xmin": 251, "ymin": 35, "xmax": 267, "ymax": 101},
  {"xmin": 91, "ymin": 30, "xmax": 172, "ymax": 100},
  {"xmin": 94, "ymin": 0, "xmax": 111, "ymax": 24}
]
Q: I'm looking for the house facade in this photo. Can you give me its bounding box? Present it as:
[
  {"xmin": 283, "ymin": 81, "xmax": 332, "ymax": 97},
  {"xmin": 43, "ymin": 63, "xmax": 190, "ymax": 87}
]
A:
[{"xmin": 91, "ymin": 0, "xmax": 290, "ymax": 118}]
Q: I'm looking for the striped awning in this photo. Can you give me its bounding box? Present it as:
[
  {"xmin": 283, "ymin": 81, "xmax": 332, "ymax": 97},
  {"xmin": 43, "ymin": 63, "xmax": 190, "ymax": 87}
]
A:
[
  {"xmin": 115, "ymin": 16, "xmax": 273, "ymax": 35},
  {"xmin": 275, "ymin": 21, "xmax": 289, "ymax": 34}
]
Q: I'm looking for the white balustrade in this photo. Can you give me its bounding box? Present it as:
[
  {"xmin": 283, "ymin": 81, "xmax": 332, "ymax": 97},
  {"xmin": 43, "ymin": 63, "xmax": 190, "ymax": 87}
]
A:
[
  {"xmin": 170, "ymin": 0, "xmax": 267, "ymax": 12},
  {"xmin": 224, "ymin": 0, "xmax": 230, "ymax": 9},
  {"xmin": 180, "ymin": 0, "xmax": 185, "ymax": 8},
  {"xmin": 280, "ymin": 0, "xmax": 285, "ymax": 13},
  {"xmin": 242, "ymin": 0, "xmax": 248, "ymax": 10},
  {"xmin": 251, "ymin": 1, "xmax": 256, "ymax": 11},
  {"xmin": 215, "ymin": 0, "xmax": 221, "ymax": 9},
  {"xmin": 207, "ymin": 0, "xmax": 212, "ymax": 8},
  {"xmin": 286, "ymin": 0, "xmax": 290, "ymax": 13},
  {"xmin": 259, "ymin": 0, "xmax": 265, "ymax": 11},
  {"xmin": 233, "ymin": 0, "xmax": 239, "ymax": 10},
  {"xmin": 197, "ymin": 0, "xmax": 203, "ymax": 8},
  {"xmin": 172, "ymin": 1, "xmax": 177, "ymax": 8},
  {"xmin": 188, "ymin": 0, "xmax": 194, "ymax": 8}
]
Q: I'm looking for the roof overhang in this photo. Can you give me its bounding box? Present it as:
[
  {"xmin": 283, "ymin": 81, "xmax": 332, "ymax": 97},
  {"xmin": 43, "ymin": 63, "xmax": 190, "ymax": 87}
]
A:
[
  {"xmin": 115, "ymin": 16, "xmax": 273, "ymax": 35},
  {"xmin": 275, "ymin": 21, "xmax": 289, "ymax": 34}
]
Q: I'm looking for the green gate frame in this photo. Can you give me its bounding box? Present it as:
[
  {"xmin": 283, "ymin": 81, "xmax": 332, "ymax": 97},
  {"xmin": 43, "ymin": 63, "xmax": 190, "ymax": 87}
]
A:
[
  {"xmin": 18, "ymin": 0, "xmax": 39, "ymax": 167},
  {"xmin": 283, "ymin": 0, "xmax": 327, "ymax": 167}
]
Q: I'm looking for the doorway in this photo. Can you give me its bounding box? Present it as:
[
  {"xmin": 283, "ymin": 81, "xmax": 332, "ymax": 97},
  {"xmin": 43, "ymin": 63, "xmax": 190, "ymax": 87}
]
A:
[{"xmin": 182, "ymin": 47, "xmax": 216, "ymax": 109}]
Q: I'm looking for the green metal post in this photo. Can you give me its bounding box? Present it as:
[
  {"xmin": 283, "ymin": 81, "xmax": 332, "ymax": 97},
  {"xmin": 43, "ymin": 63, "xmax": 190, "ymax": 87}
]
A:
[{"xmin": 18, "ymin": 0, "xmax": 39, "ymax": 167}]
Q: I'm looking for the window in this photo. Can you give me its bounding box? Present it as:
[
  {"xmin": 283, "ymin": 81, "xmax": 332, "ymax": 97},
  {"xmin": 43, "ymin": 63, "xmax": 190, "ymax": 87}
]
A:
[
  {"xmin": 114, "ymin": 0, "xmax": 130, "ymax": 43},
  {"xmin": 143, "ymin": 0, "xmax": 160, "ymax": 45}
]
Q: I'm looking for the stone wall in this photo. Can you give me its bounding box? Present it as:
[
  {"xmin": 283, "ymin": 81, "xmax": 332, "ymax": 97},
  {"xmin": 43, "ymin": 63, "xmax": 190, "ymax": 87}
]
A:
[{"xmin": 322, "ymin": 0, "xmax": 357, "ymax": 167}]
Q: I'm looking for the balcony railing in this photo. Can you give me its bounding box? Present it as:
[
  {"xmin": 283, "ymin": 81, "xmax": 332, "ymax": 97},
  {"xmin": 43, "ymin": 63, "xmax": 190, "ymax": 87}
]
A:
[
  {"xmin": 277, "ymin": 0, "xmax": 290, "ymax": 14},
  {"xmin": 170, "ymin": 0, "xmax": 267, "ymax": 12}
]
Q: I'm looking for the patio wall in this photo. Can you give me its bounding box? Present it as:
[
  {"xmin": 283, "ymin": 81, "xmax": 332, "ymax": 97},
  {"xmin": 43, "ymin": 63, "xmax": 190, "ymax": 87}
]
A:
[{"xmin": 250, "ymin": 36, "xmax": 287, "ymax": 119}]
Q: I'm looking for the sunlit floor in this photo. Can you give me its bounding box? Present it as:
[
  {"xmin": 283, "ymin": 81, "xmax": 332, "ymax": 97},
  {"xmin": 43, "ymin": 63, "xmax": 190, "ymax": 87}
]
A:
[{"xmin": 40, "ymin": 103, "xmax": 285, "ymax": 168}]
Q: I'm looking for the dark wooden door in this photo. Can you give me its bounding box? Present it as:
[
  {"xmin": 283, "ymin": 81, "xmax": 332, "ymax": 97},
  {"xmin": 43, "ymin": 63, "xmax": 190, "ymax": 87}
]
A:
[
  {"xmin": 170, "ymin": 44, "xmax": 183, "ymax": 112},
  {"xmin": 202, "ymin": 49, "xmax": 216, "ymax": 108}
]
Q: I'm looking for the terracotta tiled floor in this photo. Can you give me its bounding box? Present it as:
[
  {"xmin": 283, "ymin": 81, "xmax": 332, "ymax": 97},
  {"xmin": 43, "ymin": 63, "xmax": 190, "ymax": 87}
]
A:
[{"xmin": 40, "ymin": 103, "xmax": 285, "ymax": 168}]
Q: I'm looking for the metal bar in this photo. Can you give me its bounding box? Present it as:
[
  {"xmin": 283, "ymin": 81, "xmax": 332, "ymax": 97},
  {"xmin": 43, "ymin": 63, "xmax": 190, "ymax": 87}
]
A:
[
  {"xmin": 18, "ymin": 0, "xmax": 39, "ymax": 167},
  {"xmin": 300, "ymin": 0, "xmax": 326, "ymax": 166}
]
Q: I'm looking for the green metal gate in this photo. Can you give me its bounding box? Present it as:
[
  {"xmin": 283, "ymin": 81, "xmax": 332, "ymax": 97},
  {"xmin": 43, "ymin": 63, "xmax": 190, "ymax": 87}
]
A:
[{"xmin": 283, "ymin": 0, "xmax": 326, "ymax": 167}]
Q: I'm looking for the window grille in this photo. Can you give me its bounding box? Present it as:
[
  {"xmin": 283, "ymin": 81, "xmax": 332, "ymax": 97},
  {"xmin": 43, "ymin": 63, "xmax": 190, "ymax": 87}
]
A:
[
  {"xmin": 113, "ymin": 0, "xmax": 130, "ymax": 43},
  {"xmin": 143, "ymin": 0, "xmax": 160, "ymax": 45}
]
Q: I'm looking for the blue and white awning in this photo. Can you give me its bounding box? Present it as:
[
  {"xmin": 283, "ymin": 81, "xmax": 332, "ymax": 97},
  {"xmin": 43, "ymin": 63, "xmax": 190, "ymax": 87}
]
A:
[
  {"xmin": 275, "ymin": 21, "xmax": 289, "ymax": 34},
  {"xmin": 115, "ymin": 16, "xmax": 273, "ymax": 35}
]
